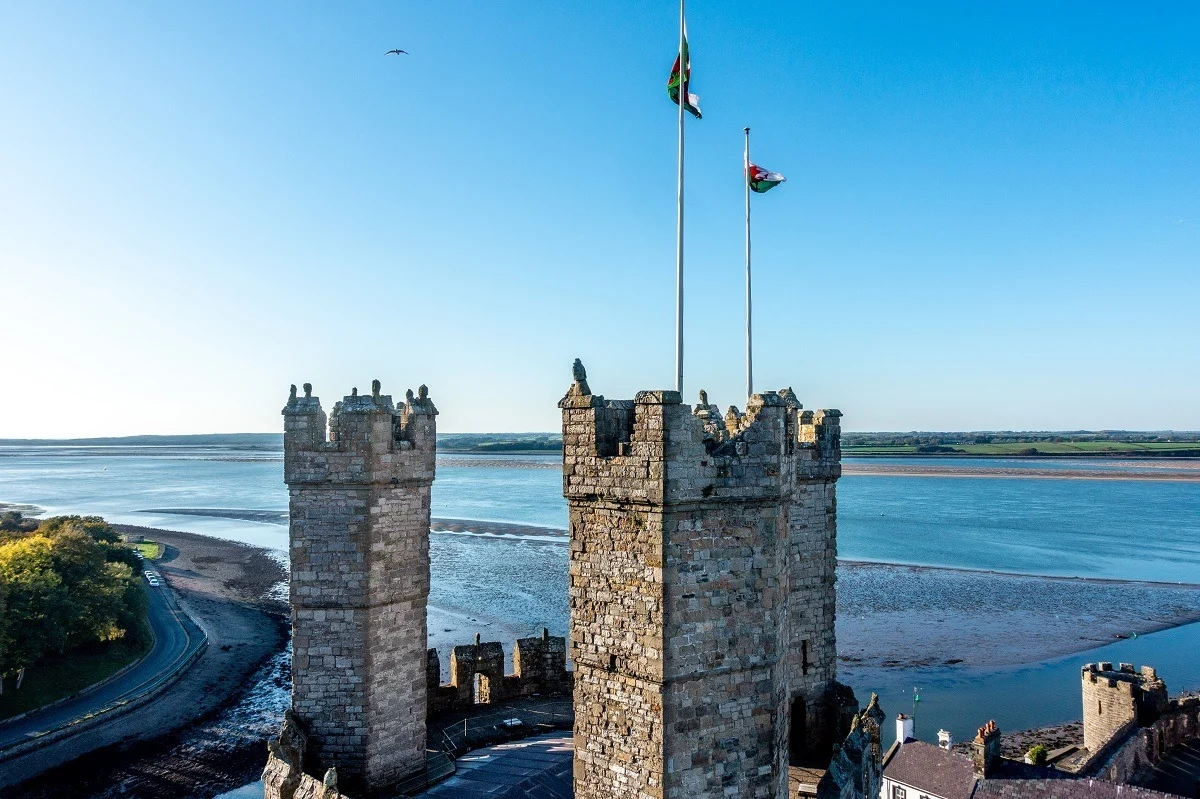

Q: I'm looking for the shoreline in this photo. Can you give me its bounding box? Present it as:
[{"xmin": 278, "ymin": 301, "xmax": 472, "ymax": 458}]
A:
[
  {"xmin": 5, "ymin": 526, "xmax": 289, "ymax": 799},
  {"xmin": 7, "ymin": 523, "xmax": 1200, "ymax": 797}
]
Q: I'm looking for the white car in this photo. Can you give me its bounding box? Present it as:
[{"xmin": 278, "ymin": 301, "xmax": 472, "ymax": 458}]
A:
[{"xmin": 148, "ymin": 578, "xmax": 160, "ymax": 587}]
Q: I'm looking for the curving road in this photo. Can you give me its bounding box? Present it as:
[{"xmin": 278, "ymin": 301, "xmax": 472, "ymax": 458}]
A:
[{"xmin": 0, "ymin": 579, "xmax": 205, "ymax": 756}]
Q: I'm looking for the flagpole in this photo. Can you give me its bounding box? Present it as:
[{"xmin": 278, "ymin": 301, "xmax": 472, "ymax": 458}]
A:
[
  {"xmin": 674, "ymin": 0, "xmax": 686, "ymax": 395},
  {"xmin": 744, "ymin": 126, "xmax": 753, "ymax": 402}
]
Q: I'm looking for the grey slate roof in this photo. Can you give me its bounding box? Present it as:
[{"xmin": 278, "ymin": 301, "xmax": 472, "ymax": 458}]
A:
[
  {"xmin": 884, "ymin": 741, "xmax": 978, "ymax": 799},
  {"xmin": 974, "ymin": 778, "xmax": 1182, "ymax": 799}
]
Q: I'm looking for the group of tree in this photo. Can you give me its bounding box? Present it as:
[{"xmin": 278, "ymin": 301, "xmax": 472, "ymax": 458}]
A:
[
  {"xmin": 843, "ymin": 430, "xmax": 1200, "ymax": 448},
  {"xmin": 0, "ymin": 514, "xmax": 146, "ymax": 692}
]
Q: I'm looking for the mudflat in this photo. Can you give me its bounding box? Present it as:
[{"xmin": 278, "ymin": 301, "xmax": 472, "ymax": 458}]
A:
[{"xmin": 837, "ymin": 561, "xmax": 1200, "ymax": 672}]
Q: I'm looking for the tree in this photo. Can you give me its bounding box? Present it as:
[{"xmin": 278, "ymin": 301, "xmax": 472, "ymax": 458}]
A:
[
  {"xmin": 0, "ymin": 517, "xmax": 146, "ymax": 689},
  {"xmin": 1026, "ymin": 745, "xmax": 1048, "ymax": 766},
  {"xmin": 0, "ymin": 535, "xmax": 64, "ymax": 684}
]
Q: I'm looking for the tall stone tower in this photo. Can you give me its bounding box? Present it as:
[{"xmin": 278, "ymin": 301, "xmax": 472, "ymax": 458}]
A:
[
  {"xmin": 282, "ymin": 379, "xmax": 437, "ymax": 794},
  {"xmin": 560, "ymin": 361, "xmax": 853, "ymax": 799}
]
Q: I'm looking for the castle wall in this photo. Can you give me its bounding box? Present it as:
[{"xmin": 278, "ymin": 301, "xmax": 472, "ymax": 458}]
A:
[
  {"xmin": 1091, "ymin": 695, "xmax": 1200, "ymax": 784},
  {"xmin": 426, "ymin": 630, "xmax": 572, "ymax": 716},
  {"xmin": 1080, "ymin": 662, "xmax": 1200, "ymax": 784},
  {"xmin": 282, "ymin": 382, "xmax": 436, "ymax": 794},
  {"xmin": 1082, "ymin": 663, "xmax": 1166, "ymax": 756},
  {"xmin": 561, "ymin": 364, "xmax": 848, "ymax": 799}
]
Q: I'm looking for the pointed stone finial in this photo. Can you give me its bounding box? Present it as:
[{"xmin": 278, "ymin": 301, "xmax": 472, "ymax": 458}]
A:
[
  {"xmin": 418, "ymin": 384, "xmax": 428, "ymax": 402},
  {"xmin": 572, "ymin": 358, "xmax": 587, "ymax": 383},
  {"xmin": 542, "ymin": 626, "xmax": 550, "ymax": 641},
  {"xmin": 351, "ymin": 387, "xmax": 358, "ymax": 398},
  {"xmin": 371, "ymin": 379, "xmax": 381, "ymax": 399},
  {"xmin": 698, "ymin": 389, "xmax": 708, "ymax": 406},
  {"xmin": 475, "ymin": 632, "xmax": 482, "ymax": 646},
  {"xmin": 323, "ymin": 766, "xmax": 338, "ymax": 790},
  {"xmin": 303, "ymin": 383, "xmax": 312, "ymax": 398},
  {"xmin": 289, "ymin": 384, "xmax": 297, "ymax": 401},
  {"xmin": 406, "ymin": 388, "xmax": 415, "ymax": 404}
]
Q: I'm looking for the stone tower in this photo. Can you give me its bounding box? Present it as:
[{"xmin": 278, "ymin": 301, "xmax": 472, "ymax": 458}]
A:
[
  {"xmin": 1081, "ymin": 662, "xmax": 1169, "ymax": 754},
  {"xmin": 282, "ymin": 380, "xmax": 437, "ymax": 794},
  {"xmin": 560, "ymin": 362, "xmax": 854, "ymax": 799}
]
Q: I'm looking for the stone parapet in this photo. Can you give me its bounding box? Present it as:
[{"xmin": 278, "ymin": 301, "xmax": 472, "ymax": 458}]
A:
[
  {"xmin": 561, "ymin": 360, "xmax": 850, "ymax": 799},
  {"xmin": 1081, "ymin": 663, "xmax": 1169, "ymax": 756},
  {"xmin": 426, "ymin": 629, "xmax": 572, "ymax": 715},
  {"xmin": 281, "ymin": 379, "xmax": 435, "ymax": 796}
]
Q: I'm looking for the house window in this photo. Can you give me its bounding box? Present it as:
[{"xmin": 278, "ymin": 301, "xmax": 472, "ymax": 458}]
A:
[
  {"xmin": 921, "ymin": 795, "xmax": 930, "ymax": 799},
  {"xmin": 892, "ymin": 786, "xmax": 906, "ymax": 799}
]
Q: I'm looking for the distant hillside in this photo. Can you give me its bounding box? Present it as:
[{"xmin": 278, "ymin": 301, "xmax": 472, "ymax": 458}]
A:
[
  {"xmin": 5, "ymin": 430, "xmax": 1198, "ymax": 457},
  {"xmin": 842, "ymin": 430, "xmax": 1200, "ymax": 457},
  {"xmin": 0, "ymin": 433, "xmax": 283, "ymax": 448},
  {"xmin": 438, "ymin": 433, "xmax": 561, "ymax": 453}
]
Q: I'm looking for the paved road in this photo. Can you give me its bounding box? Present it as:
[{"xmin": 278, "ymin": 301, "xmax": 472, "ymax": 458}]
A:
[
  {"xmin": 420, "ymin": 732, "xmax": 573, "ymax": 798},
  {"xmin": 0, "ymin": 578, "xmax": 205, "ymax": 755}
]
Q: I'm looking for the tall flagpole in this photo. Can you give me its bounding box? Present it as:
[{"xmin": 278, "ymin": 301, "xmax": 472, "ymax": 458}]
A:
[
  {"xmin": 744, "ymin": 126, "xmax": 753, "ymax": 402},
  {"xmin": 674, "ymin": 0, "xmax": 686, "ymax": 395}
]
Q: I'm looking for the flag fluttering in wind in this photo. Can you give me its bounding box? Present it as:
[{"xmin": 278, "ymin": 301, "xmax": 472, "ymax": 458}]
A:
[
  {"xmin": 747, "ymin": 163, "xmax": 786, "ymax": 193},
  {"xmin": 667, "ymin": 26, "xmax": 701, "ymax": 119}
]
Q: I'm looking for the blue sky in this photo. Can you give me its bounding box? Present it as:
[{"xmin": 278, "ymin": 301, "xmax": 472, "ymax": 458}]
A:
[{"xmin": 1, "ymin": 2, "xmax": 1197, "ymax": 436}]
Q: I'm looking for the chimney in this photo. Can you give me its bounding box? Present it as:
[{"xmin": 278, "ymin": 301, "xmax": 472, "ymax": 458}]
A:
[
  {"xmin": 938, "ymin": 729, "xmax": 953, "ymax": 750},
  {"xmin": 972, "ymin": 720, "xmax": 1001, "ymax": 777},
  {"xmin": 896, "ymin": 714, "xmax": 914, "ymax": 745}
]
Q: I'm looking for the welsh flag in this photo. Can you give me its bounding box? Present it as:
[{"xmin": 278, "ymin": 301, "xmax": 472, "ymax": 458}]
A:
[
  {"xmin": 747, "ymin": 163, "xmax": 786, "ymax": 193},
  {"xmin": 667, "ymin": 27, "xmax": 701, "ymax": 119}
]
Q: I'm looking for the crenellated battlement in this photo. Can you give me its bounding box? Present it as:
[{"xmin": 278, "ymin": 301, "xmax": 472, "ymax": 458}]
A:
[
  {"xmin": 426, "ymin": 629, "xmax": 572, "ymax": 714},
  {"xmin": 559, "ymin": 362, "xmax": 841, "ymax": 507},
  {"xmin": 1081, "ymin": 662, "xmax": 1170, "ymax": 755},
  {"xmin": 282, "ymin": 380, "xmax": 437, "ymax": 486},
  {"xmin": 282, "ymin": 377, "xmax": 436, "ymax": 793},
  {"xmin": 562, "ymin": 360, "xmax": 851, "ymax": 799}
]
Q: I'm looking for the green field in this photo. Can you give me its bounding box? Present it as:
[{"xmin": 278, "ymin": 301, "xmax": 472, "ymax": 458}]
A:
[
  {"xmin": 0, "ymin": 619, "xmax": 153, "ymax": 721},
  {"xmin": 844, "ymin": 441, "xmax": 1200, "ymax": 456},
  {"xmin": 130, "ymin": 539, "xmax": 164, "ymax": 559}
]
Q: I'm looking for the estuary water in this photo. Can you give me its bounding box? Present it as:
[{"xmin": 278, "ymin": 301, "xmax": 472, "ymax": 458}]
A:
[{"xmin": 2, "ymin": 446, "xmax": 1200, "ymax": 750}]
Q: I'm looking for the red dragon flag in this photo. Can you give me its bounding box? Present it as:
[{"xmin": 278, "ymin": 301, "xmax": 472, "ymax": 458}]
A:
[
  {"xmin": 667, "ymin": 24, "xmax": 701, "ymax": 119},
  {"xmin": 747, "ymin": 163, "xmax": 786, "ymax": 193}
]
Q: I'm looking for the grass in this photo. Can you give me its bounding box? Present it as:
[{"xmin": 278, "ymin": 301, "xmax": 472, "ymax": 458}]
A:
[
  {"xmin": 844, "ymin": 441, "xmax": 1200, "ymax": 456},
  {"xmin": 131, "ymin": 539, "xmax": 164, "ymax": 560},
  {"xmin": 0, "ymin": 618, "xmax": 154, "ymax": 721}
]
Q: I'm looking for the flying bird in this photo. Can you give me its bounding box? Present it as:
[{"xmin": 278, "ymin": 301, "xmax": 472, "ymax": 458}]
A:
[{"xmin": 385, "ymin": 49, "xmax": 407, "ymax": 56}]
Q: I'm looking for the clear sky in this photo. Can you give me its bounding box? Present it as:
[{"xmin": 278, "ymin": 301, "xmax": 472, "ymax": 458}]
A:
[{"xmin": 1, "ymin": 2, "xmax": 1197, "ymax": 436}]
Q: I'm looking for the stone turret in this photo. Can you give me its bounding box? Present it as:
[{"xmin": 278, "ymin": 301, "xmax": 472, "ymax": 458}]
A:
[
  {"xmin": 1081, "ymin": 662, "xmax": 1170, "ymax": 754},
  {"xmin": 280, "ymin": 380, "xmax": 437, "ymax": 795},
  {"xmin": 560, "ymin": 362, "xmax": 853, "ymax": 799}
]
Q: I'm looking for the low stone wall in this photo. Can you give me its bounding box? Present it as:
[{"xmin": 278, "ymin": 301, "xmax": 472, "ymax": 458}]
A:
[
  {"xmin": 1090, "ymin": 695, "xmax": 1200, "ymax": 784},
  {"xmin": 427, "ymin": 629, "xmax": 572, "ymax": 715}
]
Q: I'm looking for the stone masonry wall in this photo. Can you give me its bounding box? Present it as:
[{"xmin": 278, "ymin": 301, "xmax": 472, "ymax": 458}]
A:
[
  {"xmin": 426, "ymin": 629, "xmax": 572, "ymax": 714},
  {"xmin": 281, "ymin": 381, "xmax": 436, "ymax": 796},
  {"xmin": 561, "ymin": 361, "xmax": 847, "ymax": 799},
  {"xmin": 1081, "ymin": 663, "xmax": 1167, "ymax": 756},
  {"xmin": 1080, "ymin": 662, "xmax": 1199, "ymax": 784}
]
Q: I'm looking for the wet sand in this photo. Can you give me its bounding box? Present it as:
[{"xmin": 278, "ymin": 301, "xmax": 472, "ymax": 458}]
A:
[
  {"xmin": 435, "ymin": 456, "xmax": 1200, "ymax": 481},
  {"xmin": 841, "ymin": 461, "xmax": 1200, "ymax": 481},
  {"xmin": 836, "ymin": 561, "xmax": 1200, "ymax": 671}
]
